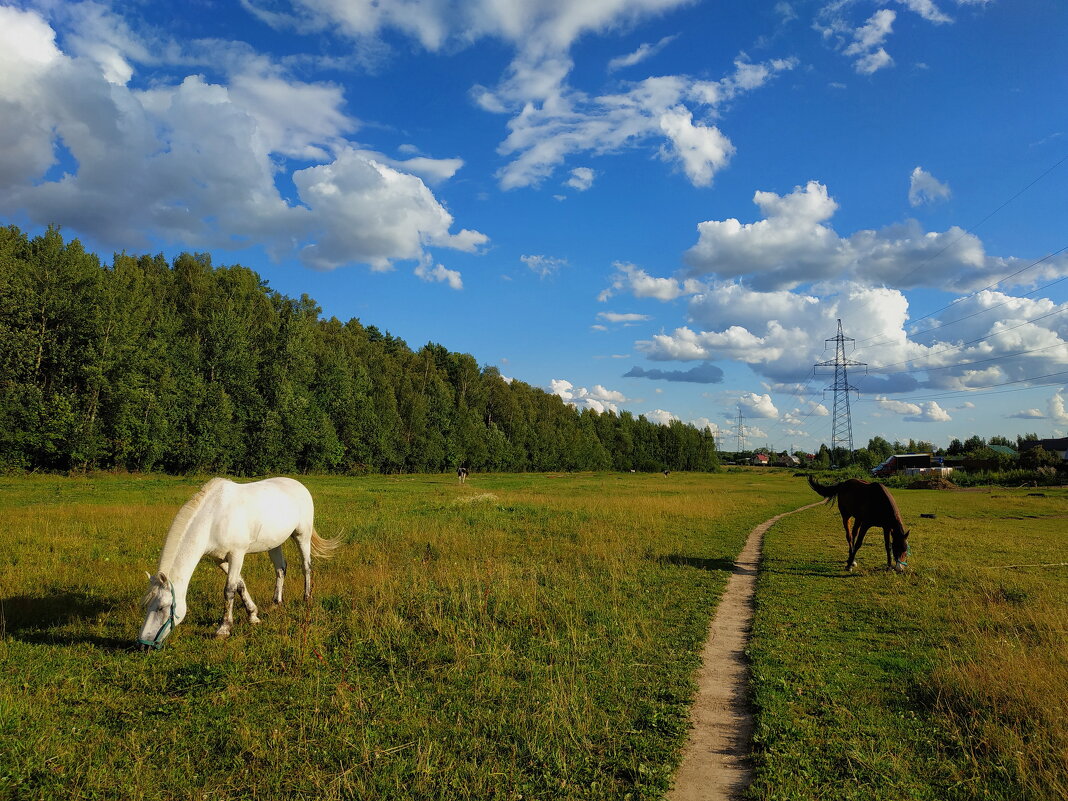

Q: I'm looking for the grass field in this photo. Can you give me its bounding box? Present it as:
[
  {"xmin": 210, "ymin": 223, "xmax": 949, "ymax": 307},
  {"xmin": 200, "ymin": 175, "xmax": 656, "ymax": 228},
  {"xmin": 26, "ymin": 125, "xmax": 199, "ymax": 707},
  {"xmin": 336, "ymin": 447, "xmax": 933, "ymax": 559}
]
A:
[
  {"xmin": 0, "ymin": 470, "xmax": 812, "ymax": 800},
  {"xmin": 748, "ymin": 485, "xmax": 1068, "ymax": 801}
]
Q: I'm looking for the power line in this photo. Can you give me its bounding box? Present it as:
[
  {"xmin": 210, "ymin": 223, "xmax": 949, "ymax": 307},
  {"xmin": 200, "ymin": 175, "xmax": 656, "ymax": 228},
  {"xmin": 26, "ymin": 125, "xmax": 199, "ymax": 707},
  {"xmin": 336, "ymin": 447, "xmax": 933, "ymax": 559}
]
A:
[
  {"xmin": 856, "ymin": 246, "xmax": 1068, "ymax": 352},
  {"xmin": 863, "ymin": 341, "xmax": 1068, "ymax": 378},
  {"xmin": 858, "ymin": 368, "xmax": 1068, "ymax": 404},
  {"xmin": 866, "ymin": 306, "xmax": 1068, "ymax": 373}
]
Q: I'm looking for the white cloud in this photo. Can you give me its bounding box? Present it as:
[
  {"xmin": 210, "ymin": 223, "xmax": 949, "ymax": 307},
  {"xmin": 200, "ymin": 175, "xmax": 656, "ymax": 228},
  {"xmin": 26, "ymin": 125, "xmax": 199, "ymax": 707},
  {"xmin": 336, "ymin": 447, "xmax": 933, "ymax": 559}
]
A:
[
  {"xmin": 550, "ymin": 378, "xmax": 629, "ymax": 413},
  {"xmin": 896, "ymin": 0, "xmax": 952, "ymax": 24},
  {"xmin": 521, "ymin": 254, "xmax": 567, "ymax": 278},
  {"xmin": 683, "ymin": 181, "xmax": 1068, "ymax": 292},
  {"xmin": 598, "ymin": 311, "xmax": 652, "ymax": 324},
  {"xmin": 566, "ymin": 167, "xmax": 596, "ymax": 191},
  {"xmin": 414, "ymin": 258, "xmax": 463, "ymax": 290},
  {"xmin": 607, "ymin": 35, "xmax": 677, "ymax": 72},
  {"xmin": 739, "ymin": 392, "xmax": 779, "ymax": 419},
  {"xmin": 1008, "ymin": 408, "xmax": 1046, "ymax": 419},
  {"xmin": 909, "ymin": 166, "xmax": 952, "ymax": 206},
  {"xmin": 844, "ymin": 10, "xmax": 896, "ymax": 74},
  {"xmin": 0, "ymin": 6, "xmax": 486, "ymax": 274},
  {"xmin": 645, "ymin": 409, "xmax": 679, "ymax": 425},
  {"xmin": 600, "ymin": 261, "xmax": 703, "ymax": 302},
  {"xmin": 877, "ymin": 397, "xmax": 952, "ymax": 422},
  {"xmin": 1050, "ymin": 390, "xmax": 1068, "ymax": 424},
  {"xmin": 493, "ymin": 56, "xmax": 795, "ymax": 190}
]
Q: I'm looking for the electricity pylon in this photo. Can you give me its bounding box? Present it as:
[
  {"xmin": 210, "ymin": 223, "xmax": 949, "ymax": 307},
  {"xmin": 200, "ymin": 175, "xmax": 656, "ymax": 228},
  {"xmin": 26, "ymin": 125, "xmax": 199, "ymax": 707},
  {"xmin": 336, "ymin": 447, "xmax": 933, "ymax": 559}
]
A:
[
  {"xmin": 735, "ymin": 405, "xmax": 746, "ymax": 453},
  {"xmin": 815, "ymin": 319, "xmax": 866, "ymax": 458}
]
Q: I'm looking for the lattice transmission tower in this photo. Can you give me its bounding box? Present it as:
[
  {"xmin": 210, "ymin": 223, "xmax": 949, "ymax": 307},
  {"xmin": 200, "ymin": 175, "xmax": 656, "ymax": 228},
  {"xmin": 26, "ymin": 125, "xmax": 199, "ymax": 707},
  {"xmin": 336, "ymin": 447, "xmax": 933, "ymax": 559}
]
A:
[
  {"xmin": 814, "ymin": 319, "xmax": 866, "ymax": 458},
  {"xmin": 735, "ymin": 405, "xmax": 746, "ymax": 453}
]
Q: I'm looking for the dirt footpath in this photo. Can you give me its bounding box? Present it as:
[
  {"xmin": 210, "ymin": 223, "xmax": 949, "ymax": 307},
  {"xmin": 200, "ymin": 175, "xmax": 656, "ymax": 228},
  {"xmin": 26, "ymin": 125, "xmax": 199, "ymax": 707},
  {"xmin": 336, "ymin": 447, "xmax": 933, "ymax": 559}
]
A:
[{"xmin": 668, "ymin": 503, "xmax": 821, "ymax": 801}]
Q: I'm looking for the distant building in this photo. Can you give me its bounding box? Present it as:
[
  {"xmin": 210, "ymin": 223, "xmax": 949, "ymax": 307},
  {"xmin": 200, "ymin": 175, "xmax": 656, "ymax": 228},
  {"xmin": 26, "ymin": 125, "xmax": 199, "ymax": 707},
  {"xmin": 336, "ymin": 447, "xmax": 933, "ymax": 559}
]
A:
[
  {"xmin": 1018, "ymin": 438, "xmax": 1068, "ymax": 461},
  {"xmin": 776, "ymin": 452, "xmax": 800, "ymax": 467},
  {"xmin": 987, "ymin": 445, "xmax": 1018, "ymax": 458},
  {"xmin": 750, "ymin": 453, "xmax": 770, "ymax": 466}
]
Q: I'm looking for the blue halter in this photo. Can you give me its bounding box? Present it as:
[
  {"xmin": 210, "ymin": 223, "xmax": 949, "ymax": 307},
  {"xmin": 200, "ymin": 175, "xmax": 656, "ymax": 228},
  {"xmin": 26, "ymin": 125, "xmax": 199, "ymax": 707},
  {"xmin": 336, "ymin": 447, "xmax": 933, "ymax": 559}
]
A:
[{"xmin": 138, "ymin": 581, "xmax": 177, "ymax": 650}]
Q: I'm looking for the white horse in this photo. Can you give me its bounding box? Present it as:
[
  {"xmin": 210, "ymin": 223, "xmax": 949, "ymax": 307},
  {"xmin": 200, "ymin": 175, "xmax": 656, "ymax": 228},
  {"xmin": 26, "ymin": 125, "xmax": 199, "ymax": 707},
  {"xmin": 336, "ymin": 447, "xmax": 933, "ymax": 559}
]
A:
[{"xmin": 137, "ymin": 477, "xmax": 339, "ymax": 650}]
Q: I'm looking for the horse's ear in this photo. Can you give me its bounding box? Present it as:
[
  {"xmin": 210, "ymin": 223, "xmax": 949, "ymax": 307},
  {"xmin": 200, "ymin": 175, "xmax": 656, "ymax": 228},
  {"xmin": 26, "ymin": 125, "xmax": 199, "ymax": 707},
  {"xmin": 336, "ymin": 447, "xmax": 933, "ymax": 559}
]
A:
[
  {"xmin": 157, "ymin": 571, "xmax": 168, "ymax": 585},
  {"xmin": 905, "ymin": 529, "xmax": 911, "ymax": 538},
  {"xmin": 145, "ymin": 570, "xmax": 152, "ymax": 581}
]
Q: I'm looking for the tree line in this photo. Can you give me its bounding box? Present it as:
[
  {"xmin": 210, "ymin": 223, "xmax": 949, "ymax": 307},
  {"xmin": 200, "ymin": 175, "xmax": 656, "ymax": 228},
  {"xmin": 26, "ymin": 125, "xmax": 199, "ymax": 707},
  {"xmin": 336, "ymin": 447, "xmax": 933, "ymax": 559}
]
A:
[{"xmin": 0, "ymin": 225, "xmax": 719, "ymax": 475}]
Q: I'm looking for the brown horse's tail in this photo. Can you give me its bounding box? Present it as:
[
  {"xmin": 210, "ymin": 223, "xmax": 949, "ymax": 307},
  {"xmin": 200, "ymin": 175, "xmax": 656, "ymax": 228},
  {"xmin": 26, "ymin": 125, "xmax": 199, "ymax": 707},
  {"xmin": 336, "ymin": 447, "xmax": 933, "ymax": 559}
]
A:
[
  {"xmin": 807, "ymin": 475, "xmax": 839, "ymax": 506},
  {"xmin": 310, "ymin": 529, "xmax": 342, "ymax": 559}
]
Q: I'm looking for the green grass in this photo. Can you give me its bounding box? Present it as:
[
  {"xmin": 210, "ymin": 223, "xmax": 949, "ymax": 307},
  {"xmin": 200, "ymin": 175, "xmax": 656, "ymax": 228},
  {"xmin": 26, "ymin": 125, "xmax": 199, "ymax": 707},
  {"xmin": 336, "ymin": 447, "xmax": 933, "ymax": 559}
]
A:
[
  {"xmin": 748, "ymin": 486, "xmax": 1068, "ymax": 801},
  {"xmin": 0, "ymin": 470, "xmax": 812, "ymax": 800}
]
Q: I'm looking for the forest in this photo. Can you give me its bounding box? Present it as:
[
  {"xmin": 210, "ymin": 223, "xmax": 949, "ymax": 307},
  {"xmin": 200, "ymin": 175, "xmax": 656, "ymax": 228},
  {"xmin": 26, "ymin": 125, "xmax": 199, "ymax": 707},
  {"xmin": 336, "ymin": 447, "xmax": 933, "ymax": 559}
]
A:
[{"xmin": 0, "ymin": 225, "xmax": 719, "ymax": 475}]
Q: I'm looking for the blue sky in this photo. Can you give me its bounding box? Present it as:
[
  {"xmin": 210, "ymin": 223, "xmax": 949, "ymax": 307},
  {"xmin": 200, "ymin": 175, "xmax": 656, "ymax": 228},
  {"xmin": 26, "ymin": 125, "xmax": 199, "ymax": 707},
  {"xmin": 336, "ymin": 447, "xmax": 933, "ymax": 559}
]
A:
[{"xmin": 1, "ymin": 0, "xmax": 1066, "ymax": 452}]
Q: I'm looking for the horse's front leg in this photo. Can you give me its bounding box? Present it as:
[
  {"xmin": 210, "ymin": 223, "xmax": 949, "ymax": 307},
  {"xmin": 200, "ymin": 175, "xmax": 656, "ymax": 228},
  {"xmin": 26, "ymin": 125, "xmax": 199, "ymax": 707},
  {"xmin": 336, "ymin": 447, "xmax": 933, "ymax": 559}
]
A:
[
  {"xmin": 883, "ymin": 529, "xmax": 893, "ymax": 568},
  {"xmin": 217, "ymin": 552, "xmax": 258, "ymax": 638}
]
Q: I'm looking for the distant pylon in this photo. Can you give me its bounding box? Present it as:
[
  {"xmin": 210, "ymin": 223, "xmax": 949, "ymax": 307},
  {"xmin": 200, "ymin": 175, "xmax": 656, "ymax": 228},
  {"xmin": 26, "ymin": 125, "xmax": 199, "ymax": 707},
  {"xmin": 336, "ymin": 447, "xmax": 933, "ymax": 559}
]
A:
[
  {"xmin": 815, "ymin": 319, "xmax": 866, "ymax": 457},
  {"xmin": 735, "ymin": 405, "xmax": 746, "ymax": 452}
]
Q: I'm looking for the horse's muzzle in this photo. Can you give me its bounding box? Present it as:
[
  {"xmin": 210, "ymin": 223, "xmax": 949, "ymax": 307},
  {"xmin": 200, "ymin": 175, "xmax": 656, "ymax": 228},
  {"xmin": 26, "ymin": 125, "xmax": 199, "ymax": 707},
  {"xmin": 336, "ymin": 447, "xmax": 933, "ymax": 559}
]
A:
[{"xmin": 137, "ymin": 642, "xmax": 152, "ymax": 653}]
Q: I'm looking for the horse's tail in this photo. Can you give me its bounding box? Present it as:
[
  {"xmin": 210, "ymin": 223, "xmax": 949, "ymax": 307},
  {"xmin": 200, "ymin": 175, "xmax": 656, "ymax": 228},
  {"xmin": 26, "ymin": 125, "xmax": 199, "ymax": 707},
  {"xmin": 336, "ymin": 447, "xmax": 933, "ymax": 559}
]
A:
[
  {"xmin": 807, "ymin": 475, "xmax": 839, "ymax": 505},
  {"xmin": 310, "ymin": 529, "xmax": 342, "ymax": 559}
]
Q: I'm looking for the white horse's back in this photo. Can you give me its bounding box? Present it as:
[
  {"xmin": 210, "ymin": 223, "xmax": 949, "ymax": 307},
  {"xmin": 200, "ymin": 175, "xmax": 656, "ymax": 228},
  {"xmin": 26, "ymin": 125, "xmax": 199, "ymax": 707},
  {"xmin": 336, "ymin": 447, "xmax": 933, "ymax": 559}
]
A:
[{"xmin": 196, "ymin": 477, "xmax": 314, "ymax": 559}]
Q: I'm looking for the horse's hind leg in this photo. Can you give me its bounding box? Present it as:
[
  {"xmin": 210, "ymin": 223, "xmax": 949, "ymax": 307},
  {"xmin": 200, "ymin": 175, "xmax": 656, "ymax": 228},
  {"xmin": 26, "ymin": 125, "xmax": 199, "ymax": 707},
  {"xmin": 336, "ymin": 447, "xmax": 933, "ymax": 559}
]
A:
[
  {"xmin": 847, "ymin": 524, "xmax": 869, "ymax": 571},
  {"xmin": 294, "ymin": 530, "xmax": 313, "ymax": 601},
  {"xmin": 269, "ymin": 546, "xmax": 287, "ymax": 604}
]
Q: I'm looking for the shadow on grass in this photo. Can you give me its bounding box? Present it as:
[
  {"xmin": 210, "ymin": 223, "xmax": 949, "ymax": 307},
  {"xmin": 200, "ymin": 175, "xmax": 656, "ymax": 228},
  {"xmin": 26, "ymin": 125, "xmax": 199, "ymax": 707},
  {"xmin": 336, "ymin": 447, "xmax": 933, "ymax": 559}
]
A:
[
  {"xmin": 0, "ymin": 590, "xmax": 134, "ymax": 651},
  {"xmin": 759, "ymin": 558, "xmax": 856, "ymax": 579},
  {"xmin": 659, "ymin": 554, "xmax": 737, "ymax": 572}
]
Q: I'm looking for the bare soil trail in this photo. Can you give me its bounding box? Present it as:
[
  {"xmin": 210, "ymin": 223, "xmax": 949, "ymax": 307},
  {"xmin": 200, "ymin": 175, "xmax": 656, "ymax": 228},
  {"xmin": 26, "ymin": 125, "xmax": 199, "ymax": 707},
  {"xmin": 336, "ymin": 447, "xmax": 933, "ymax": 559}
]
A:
[{"xmin": 667, "ymin": 502, "xmax": 822, "ymax": 801}]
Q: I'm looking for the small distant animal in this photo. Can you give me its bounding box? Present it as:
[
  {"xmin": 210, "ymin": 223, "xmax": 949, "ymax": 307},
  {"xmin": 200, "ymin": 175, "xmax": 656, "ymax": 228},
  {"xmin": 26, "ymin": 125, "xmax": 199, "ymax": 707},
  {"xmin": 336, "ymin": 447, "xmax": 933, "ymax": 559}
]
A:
[
  {"xmin": 137, "ymin": 477, "xmax": 339, "ymax": 650},
  {"xmin": 807, "ymin": 476, "xmax": 910, "ymax": 572},
  {"xmin": 663, "ymin": 470, "xmax": 670, "ymax": 477},
  {"xmin": 457, "ymin": 466, "xmax": 469, "ymax": 484}
]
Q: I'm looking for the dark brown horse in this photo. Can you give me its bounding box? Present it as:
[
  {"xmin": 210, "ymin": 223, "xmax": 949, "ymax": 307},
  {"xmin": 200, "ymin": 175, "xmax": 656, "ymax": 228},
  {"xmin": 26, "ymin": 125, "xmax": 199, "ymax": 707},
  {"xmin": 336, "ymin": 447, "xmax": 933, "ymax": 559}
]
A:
[{"xmin": 808, "ymin": 476, "xmax": 910, "ymax": 572}]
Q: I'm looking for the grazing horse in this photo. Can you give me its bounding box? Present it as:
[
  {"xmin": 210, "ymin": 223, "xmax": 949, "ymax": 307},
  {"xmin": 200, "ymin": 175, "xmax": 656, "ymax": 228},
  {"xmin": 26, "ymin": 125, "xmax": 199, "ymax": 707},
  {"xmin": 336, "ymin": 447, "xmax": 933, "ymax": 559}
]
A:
[
  {"xmin": 137, "ymin": 477, "xmax": 339, "ymax": 650},
  {"xmin": 807, "ymin": 476, "xmax": 910, "ymax": 572},
  {"xmin": 457, "ymin": 466, "xmax": 469, "ymax": 484}
]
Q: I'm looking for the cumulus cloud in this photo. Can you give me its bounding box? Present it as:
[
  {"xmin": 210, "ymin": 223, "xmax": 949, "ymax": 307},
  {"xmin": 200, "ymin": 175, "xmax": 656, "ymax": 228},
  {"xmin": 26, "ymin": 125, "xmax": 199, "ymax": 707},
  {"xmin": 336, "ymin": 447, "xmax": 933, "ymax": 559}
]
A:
[
  {"xmin": 909, "ymin": 166, "xmax": 952, "ymax": 206},
  {"xmin": 414, "ymin": 258, "xmax": 463, "ymax": 290},
  {"xmin": 1050, "ymin": 390, "xmax": 1068, "ymax": 424},
  {"xmin": 844, "ymin": 10, "xmax": 895, "ymax": 74},
  {"xmin": 877, "ymin": 397, "xmax": 952, "ymax": 422},
  {"xmin": 1008, "ymin": 408, "xmax": 1045, "ymax": 419},
  {"xmin": 566, "ymin": 167, "xmax": 596, "ymax": 191},
  {"xmin": 644, "ymin": 409, "xmax": 679, "ymax": 425},
  {"xmin": 683, "ymin": 181, "xmax": 1068, "ymax": 292},
  {"xmin": 739, "ymin": 392, "xmax": 779, "ymax": 418},
  {"xmin": 521, "ymin": 254, "xmax": 567, "ymax": 278},
  {"xmin": 623, "ymin": 363, "xmax": 725, "ymax": 383},
  {"xmin": 550, "ymin": 378, "xmax": 629, "ymax": 414},
  {"xmin": 0, "ymin": 5, "xmax": 486, "ymax": 276},
  {"xmin": 599, "ymin": 261, "xmax": 703, "ymax": 302}
]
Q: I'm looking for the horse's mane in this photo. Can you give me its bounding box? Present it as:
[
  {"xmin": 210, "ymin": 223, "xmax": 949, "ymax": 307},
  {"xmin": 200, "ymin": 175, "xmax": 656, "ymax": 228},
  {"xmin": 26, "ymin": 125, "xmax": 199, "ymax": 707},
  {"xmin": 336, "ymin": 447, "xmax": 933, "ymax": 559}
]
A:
[{"xmin": 158, "ymin": 477, "xmax": 229, "ymax": 572}]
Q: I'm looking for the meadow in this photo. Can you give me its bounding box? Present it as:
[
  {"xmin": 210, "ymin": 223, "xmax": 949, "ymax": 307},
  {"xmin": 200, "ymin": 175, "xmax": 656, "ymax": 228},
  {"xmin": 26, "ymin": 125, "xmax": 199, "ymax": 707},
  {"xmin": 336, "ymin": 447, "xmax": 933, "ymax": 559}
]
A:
[
  {"xmin": 2, "ymin": 472, "xmax": 1065, "ymax": 800},
  {"xmin": 748, "ymin": 484, "xmax": 1068, "ymax": 801},
  {"xmin": 0, "ymin": 470, "xmax": 812, "ymax": 800}
]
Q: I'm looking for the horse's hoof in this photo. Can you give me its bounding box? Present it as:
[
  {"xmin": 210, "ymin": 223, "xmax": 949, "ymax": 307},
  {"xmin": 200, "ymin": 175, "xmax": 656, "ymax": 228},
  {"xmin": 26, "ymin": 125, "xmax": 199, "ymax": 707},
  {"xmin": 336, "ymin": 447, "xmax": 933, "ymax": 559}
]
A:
[
  {"xmin": 215, "ymin": 627, "xmax": 231, "ymax": 639},
  {"xmin": 249, "ymin": 614, "xmax": 262, "ymax": 625}
]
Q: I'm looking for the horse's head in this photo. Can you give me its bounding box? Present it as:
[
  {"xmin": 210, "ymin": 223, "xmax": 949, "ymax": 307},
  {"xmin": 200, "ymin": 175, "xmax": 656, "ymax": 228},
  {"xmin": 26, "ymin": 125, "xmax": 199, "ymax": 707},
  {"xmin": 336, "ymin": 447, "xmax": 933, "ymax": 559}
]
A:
[
  {"xmin": 137, "ymin": 571, "xmax": 183, "ymax": 651},
  {"xmin": 892, "ymin": 527, "xmax": 911, "ymax": 572}
]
